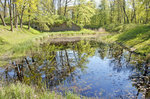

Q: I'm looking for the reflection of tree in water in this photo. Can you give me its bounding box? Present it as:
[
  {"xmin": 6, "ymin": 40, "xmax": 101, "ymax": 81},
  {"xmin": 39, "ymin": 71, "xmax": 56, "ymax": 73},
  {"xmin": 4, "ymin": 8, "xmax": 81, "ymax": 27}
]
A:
[
  {"xmin": 2, "ymin": 40, "xmax": 95, "ymax": 88},
  {"xmin": 97, "ymin": 42, "xmax": 108, "ymax": 59},
  {"xmin": 130, "ymin": 56, "xmax": 150, "ymax": 98},
  {"xmin": 97, "ymin": 43, "xmax": 135, "ymax": 72},
  {"xmin": 108, "ymin": 44, "xmax": 125, "ymax": 69}
]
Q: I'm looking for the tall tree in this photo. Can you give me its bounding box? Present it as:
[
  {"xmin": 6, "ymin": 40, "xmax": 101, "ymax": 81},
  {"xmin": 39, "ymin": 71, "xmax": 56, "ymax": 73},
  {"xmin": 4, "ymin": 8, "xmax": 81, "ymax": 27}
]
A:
[
  {"xmin": 122, "ymin": 0, "xmax": 129, "ymax": 23},
  {"xmin": 4, "ymin": 0, "xmax": 7, "ymax": 18},
  {"xmin": 27, "ymin": 0, "xmax": 39, "ymax": 30},
  {"xmin": 131, "ymin": 0, "xmax": 136, "ymax": 23},
  {"xmin": 9, "ymin": 0, "xmax": 13, "ymax": 31},
  {"xmin": 0, "ymin": 13, "xmax": 6, "ymax": 26},
  {"xmin": 64, "ymin": 0, "xmax": 71, "ymax": 16},
  {"xmin": 14, "ymin": 2, "xmax": 18, "ymax": 28},
  {"xmin": 16, "ymin": 0, "xmax": 28, "ymax": 28},
  {"xmin": 28, "ymin": 0, "xmax": 31, "ymax": 30}
]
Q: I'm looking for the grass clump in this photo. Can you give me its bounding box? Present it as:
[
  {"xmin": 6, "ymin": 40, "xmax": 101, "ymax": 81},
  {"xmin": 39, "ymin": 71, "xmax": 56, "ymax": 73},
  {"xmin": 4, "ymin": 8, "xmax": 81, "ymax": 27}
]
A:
[{"xmin": 0, "ymin": 82, "xmax": 82, "ymax": 99}]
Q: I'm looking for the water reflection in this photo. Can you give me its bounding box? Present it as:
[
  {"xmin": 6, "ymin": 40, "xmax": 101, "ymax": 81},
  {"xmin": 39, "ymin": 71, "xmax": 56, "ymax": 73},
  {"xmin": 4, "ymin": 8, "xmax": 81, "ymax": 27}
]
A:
[
  {"xmin": 0, "ymin": 40, "xmax": 149, "ymax": 98},
  {"xmin": 1, "ymin": 41, "xmax": 95, "ymax": 88}
]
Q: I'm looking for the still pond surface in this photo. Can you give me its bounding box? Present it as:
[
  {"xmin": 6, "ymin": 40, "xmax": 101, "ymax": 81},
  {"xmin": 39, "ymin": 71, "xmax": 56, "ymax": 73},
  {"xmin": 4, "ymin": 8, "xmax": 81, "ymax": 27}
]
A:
[{"xmin": 0, "ymin": 40, "xmax": 149, "ymax": 98}]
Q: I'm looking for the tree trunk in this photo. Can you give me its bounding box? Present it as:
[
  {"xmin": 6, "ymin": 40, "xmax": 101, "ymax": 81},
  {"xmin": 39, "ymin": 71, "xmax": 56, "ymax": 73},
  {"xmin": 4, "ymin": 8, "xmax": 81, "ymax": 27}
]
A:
[
  {"xmin": 9, "ymin": 0, "xmax": 13, "ymax": 32},
  {"xmin": 13, "ymin": 3, "xmax": 15, "ymax": 24},
  {"xmin": 131, "ymin": 0, "xmax": 136, "ymax": 23},
  {"xmin": 145, "ymin": 2, "xmax": 149, "ymax": 24},
  {"xmin": 19, "ymin": 3, "xmax": 26, "ymax": 29},
  {"xmin": 58, "ymin": 0, "xmax": 62, "ymax": 15},
  {"xmin": 4, "ymin": 0, "xmax": 7, "ymax": 18},
  {"xmin": 64, "ymin": 0, "xmax": 68, "ymax": 16},
  {"xmin": 52, "ymin": 0, "xmax": 56, "ymax": 14},
  {"xmin": 28, "ymin": 17, "xmax": 30, "ymax": 30},
  {"xmin": 20, "ymin": 17, "xmax": 23, "ymax": 29},
  {"xmin": 19, "ymin": 11, "xmax": 24, "ymax": 29},
  {"xmin": 117, "ymin": 0, "xmax": 121, "ymax": 23},
  {"xmin": 0, "ymin": 13, "xmax": 6, "ymax": 26},
  {"xmin": 28, "ymin": 3, "xmax": 31, "ymax": 30},
  {"xmin": 122, "ymin": 0, "xmax": 129, "ymax": 23},
  {"xmin": 15, "ymin": 4, "xmax": 18, "ymax": 29}
]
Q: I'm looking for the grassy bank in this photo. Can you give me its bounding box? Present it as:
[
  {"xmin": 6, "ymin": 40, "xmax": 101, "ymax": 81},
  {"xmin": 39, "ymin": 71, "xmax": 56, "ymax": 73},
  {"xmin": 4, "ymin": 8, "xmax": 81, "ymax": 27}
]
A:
[
  {"xmin": 0, "ymin": 25, "xmax": 40, "ymax": 54},
  {"xmin": 0, "ymin": 25, "xmax": 95, "ymax": 66},
  {"xmin": 0, "ymin": 82, "xmax": 81, "ymax": 99},
  {"xmin": 0, "ymin": 25, "xmax": 40, "ymax": 66},
  {"xmin": 103, "ymin": 24, "xmax": 150, "ymax": 55}
]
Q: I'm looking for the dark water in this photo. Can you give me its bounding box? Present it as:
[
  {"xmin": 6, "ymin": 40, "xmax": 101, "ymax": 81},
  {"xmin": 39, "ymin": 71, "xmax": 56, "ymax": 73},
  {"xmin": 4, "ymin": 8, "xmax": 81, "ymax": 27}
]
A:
[{"xmin": 0, "ymin": 40, "xmax": 150, "ymax": 98}]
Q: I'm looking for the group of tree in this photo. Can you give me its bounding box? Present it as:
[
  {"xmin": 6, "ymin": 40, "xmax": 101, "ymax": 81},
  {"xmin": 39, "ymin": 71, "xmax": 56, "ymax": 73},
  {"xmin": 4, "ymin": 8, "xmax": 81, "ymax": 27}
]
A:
[
  {"xmin": 0, "ymin": 0, "xmax": 39, "ymax": 31},
  {"xmin": 0, "ymin": 0, "xmax": 95, "ymax": 31},
  {"xmin": 91, "ymin": 0, "xmax": 150, "ymax": 27},
  {"xmin": 1, "ymin": 0, "xmax": 150, "ymax": 32}
]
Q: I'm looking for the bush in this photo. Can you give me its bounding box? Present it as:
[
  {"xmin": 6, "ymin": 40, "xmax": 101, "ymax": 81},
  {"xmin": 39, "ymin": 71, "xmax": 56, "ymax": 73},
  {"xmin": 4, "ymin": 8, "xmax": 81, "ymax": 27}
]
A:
[
  {"xmin": 103, "ymin": 23, "xmax": 120, "ymax": 32},
  {"xmin": 31, "ymin": 15, "xmax": 79, "ymax": 31}
]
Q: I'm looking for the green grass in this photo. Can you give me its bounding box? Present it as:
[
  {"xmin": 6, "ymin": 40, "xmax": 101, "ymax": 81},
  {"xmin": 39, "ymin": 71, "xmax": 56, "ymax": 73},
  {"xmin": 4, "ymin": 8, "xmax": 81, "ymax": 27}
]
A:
[
  {"xmin": 0, "ymin": 25, "xmax": 40, "ymax": 53},
  {"xmin": 104, "ymin": 23, "xmax": 141, "ymax": 33},
  {"xmin": 0, "ymin": 82, "xmax": 81, "ymax": 99},
  {"xmin": 103, "ymin": 24, "xmax": 150, "ymax": 55}
]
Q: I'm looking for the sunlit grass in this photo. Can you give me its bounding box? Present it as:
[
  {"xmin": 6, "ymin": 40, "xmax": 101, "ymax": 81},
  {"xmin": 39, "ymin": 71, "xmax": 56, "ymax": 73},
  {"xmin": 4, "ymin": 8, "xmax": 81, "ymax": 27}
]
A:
[
  {"xmin": 103, "ymin": 24, "xmax": 150, "ymax": 55},
  {"xmin": 0, "ymin": 25, "xmax": 40, "ymax": 53}
]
